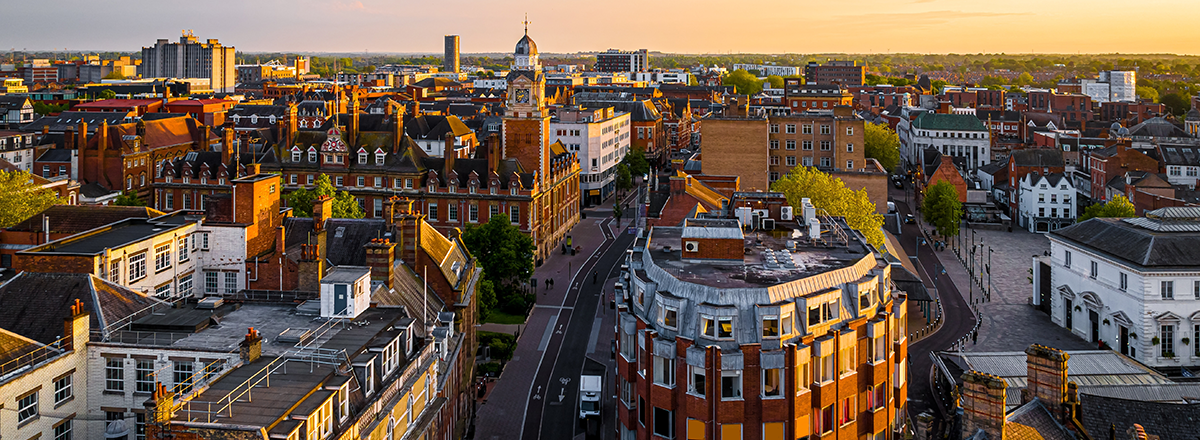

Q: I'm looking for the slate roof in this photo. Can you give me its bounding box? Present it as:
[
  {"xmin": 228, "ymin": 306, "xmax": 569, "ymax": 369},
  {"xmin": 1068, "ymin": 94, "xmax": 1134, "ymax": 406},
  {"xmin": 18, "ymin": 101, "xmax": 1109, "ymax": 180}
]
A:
[
  {"xmin": 912, "ymin": 112, "xmax": 987, "ymax": 131},
  {"xmin": 0, "ymin": 95, "xmax": 30, "ymax": 112},
  {"xmin": 405, "ymin": 114, "xmax": 472, "ymax": 140},
  {"xmin": 282, "ymin": 218, "xmax": 387, "ymax": 267},
  {"xmin": 1079, "ymin": 394, "xmax": 1200, "ymax": 440},
  {"xmin": 161, "ymin": 151, "xmax": 228, "ymax": 179},
  {"xmin": 1050, "ymin": 217, "xmax": 1200, "ymax": 268},
  {"xmin": 1009, "ymin": 149, "xmax": 1065, "ymax": 168},
  {"xmin": 1128, "ymin": 116, "xmax": 1188, "ymax": 138},
  {"xmin": 1003, "ymin": 399, "xmax": 1073, "ymax": 440},
  {"xmin": 0, "ymin": 329, "xmax": 42, "ymax": 366},
  {"xmin": 21, "ymin": 111, "xmax": 129, "ymax": 133},
  {"xmin": 572, "ymin": 96, "xmax": 661, "ymax": 121},
  {"xmin": 412, "ymin": 77, "xmax": 461, "ymax": 89},
  {"xmin": 975, "ymin": 110, "xmax": 1023, "ymax": 122},
  {"xmin": 7, "ymin": 205, "xmax": 162, "ymax": 234},
  {"xmin": 977, "ymin": 162, "xmax": 1004, "ymax": 176},
  {"xmin": 35, "ymin": 148, "xmax": 72, "ymax": 162},
  {"xmin": 79, "ymin": 182, "xmax": 119, "ymax": 198},
  {"xmin": 0, "ymin": 272, "xmax": 166, "ymax": 344},
  {"xmin": 1156, "ymin": 143, "xmax": 1200, "ymax": 166}
]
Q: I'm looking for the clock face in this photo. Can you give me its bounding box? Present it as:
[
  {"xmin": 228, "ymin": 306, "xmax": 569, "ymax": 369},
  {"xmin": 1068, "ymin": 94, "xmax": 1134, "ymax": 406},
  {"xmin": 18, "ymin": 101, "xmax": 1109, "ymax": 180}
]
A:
[{"xmin": 514, "ymin": 88, "xmax": 530, "ymax": 104}]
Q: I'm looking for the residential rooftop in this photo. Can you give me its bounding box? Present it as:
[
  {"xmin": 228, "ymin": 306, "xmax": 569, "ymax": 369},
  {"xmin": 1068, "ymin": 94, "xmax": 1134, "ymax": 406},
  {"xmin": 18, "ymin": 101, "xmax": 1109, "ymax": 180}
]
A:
[{"xmin": 19, "ymin": 212, "xmax": 196, "ymax": 256}]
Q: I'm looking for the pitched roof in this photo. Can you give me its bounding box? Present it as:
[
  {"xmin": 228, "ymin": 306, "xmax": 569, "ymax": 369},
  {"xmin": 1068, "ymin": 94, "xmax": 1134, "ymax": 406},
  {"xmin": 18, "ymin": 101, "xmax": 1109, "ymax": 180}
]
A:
[
  {"xmin": 1128, "ymin": 116, "xmax": 1188, "ymax": 138},
  {"xmin": 7, "ymin": 205, "xmax": 163, "ymax": 234},
  {"xmin": 1050, "ymin": 217, "xmax": 1200, "ymax": 268},
  {"xmin": 1003, "ymin": 400, "xmax": 1073, "ymax": 440},
  {"xmin": 1079, "ymin": 394, "xmax": 1200, "ymax": 440},
  {"xmin": 404, "ymin": 114, "xmax": 472, "ymax": 140},
  {"xmin": 0, "ymin": 328, "xmax": 44, "ymax": 366},
  {"xmin": 1009, "ymin": 149, "xmax": 1065, "ymax": 168},
  {"xmin": 0, "ymin": 272, "xmax": 166, "ymax": 344},
  {"xmin": 912, "ymin": 112, "xmax": 987, "ymax": 131},
  {"xmin": 22, "ymin": 111, "xmax": 130, "ymax": 133}
]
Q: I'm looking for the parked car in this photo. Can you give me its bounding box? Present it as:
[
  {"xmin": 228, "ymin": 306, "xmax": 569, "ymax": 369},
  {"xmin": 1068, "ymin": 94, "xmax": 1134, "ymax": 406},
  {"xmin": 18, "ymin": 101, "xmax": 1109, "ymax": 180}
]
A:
[{"xmin": 905, "ymin": 214, "xmax": 916, "ymax": 224}]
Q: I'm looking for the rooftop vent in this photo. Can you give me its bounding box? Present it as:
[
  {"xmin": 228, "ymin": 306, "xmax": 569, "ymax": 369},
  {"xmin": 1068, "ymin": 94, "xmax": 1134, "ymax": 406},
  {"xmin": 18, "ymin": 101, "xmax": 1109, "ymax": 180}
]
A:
[{"xmin": 196, "ymin": 296, "xmax": 224, "ymax": 310}]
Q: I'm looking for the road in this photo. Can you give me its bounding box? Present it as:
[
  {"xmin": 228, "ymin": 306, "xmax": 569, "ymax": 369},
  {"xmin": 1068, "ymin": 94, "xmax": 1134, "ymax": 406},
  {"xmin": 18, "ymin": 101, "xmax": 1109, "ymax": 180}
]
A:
[
  {"xmin": 890, "ymin": 184, "xmax": 978, "ymax": 421},
  {"xmin": 521, "ymin": 214, "xmax": 636, "ymax": 440}
]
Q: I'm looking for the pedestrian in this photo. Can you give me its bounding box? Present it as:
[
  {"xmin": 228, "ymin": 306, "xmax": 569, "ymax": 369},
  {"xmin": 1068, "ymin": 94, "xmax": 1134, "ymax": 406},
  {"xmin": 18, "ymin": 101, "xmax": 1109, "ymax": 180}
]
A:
[
  {"xmin": 592, "ymin": 271, "xmax": 598, "ymax": 284},
  {"xmin": 549, "ymin": 278, "xmax": 554, "ymax": 289}
]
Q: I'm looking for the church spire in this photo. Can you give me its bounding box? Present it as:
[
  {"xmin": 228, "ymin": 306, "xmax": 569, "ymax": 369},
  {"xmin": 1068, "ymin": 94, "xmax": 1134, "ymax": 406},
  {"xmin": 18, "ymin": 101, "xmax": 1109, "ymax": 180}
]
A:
[{"xmin": 523, "ymin": 13, "xmax": 529, "ymax": 35}]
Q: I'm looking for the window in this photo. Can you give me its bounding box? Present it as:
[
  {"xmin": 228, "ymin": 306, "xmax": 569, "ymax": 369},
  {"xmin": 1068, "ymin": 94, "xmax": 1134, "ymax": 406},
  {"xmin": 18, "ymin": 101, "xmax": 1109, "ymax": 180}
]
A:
[
  {"xmin": 307, "ymin": 174, "xmax": 314, "ymax": 185},
  {"xmin": 797, "ymin": 358, "xmax": 811, "ymax": 391},
  {"xmin": 178, "ymin": 238, "xmax": 189, "ymax": 262},
  {"xmin": 689, "ymin": 366, "xmax": 705, "ymax": 396},
  {"xmin": 1064, "ymin": 250, "xmax": 1071, "ymax": 268},
  {"xmin": 469, "ymin": 204, "xmax": 479, "ymax": 223},
  {"xmin": 174, "ymin": 361, "xmax": 194, "ymax": 394},
  {"xmin": 1120, "ymin": 273, "xmax": 1128, "ymax": 291},
  {"xmin": 1090, "ymin": 261, "xmax": 1098, "ymax": 279},
  {"xmin": 770, "ymin": 156, "xmax": 780, "ymax": 166},
  {"xmin": 785, "ymin": 139, "xmax": 796, "ymax": 150},
  {"xmin": 224, "ymin": 272, "xmax": 237, "ymax": 295},
  {"xmin": 356, "ymin": 176, "xmax": 365, "ymax": 187},
  {"xmin": 1195, "ymin": 324, "xmax": 1200, "ymax": 357},
  {"xmin": 405, "ymin": 178, "xmax": 413, "ymax": 189},
  {"xmin": 374, "ymin": 177, "xmax": 383, "ymax": 188},
  {"xmin": 802, "ymin": 124, "xmax": 812, "ymax": 134},
  {"xmin": 820, "ymin": 354, "xmax": 835, "ymax": 382},
  {"xmin": 653, "ymin": 356, "xmax": 675, "ymax": 387},
  {"xmin": 1196, "ymin": 280, "xmax": 1200, "ymax": 299},
  {"xmin": 54, "ymin": 374, "xmax": 72, "ymax": 405},
  {"xmin": 803, "ymin": 156, "xmax": 813, "ymax": 166},
  {"xmin": 18, "ymin": 390, "xmax": 37, "ymax": 424},
  {"xmin": 785, "ymin": 124, "xmax": 796, "ymax": 134},
  {"xmin": 201, "ymin": 232, "xmax": 209, "ymax": 250},
  {"xmin": 786, "ymin": 156, "xmax": 797, "ymax": 167},
  {"xmin": 721, "ymin": 370, "xmax": 742, "ymax": 399},
  {"xmin": 336, "ymin": 176, "xmax": 344, "ymax": 187},
  {"xmin": 802, "ymin": 140, "xmax": 812, "ymax": 150},
  {"xmin": 129, "ymin": 252, "xmax": 147, "ymax": 281},
  {"xmin": 449, "ymin": 204, "xmax": 458, "ymax": 222},
  {"xmin": 717, "ymin": 317, "xmax": 733, "ymax": 339},
  {"xmin": 54, "ymin": 418, "xmax": 72, "ymax": 440},
  {"xmin": 136, "ymin": 360, "xmax": 155, "ymax": 393},
  {"xmin": 846, "ymin": 160, "xmax": 854, "ymax": 170},
  {"xmin": 1161, "ymin": 325, "xmax": 1175, "ymax": 357},
  {"xmin": 653, "ymin": 407, "xmax": 674, "ymax": 438},
  {"xmin": 762, "ymin": 316, "xmax": 779, "ymax": 338},
  {"xmin": 135, "ymin": 413, "xmax": 146, "ymax": 440},
  {"xmin": 489, "ymin": 204, "xmax": 499, "ymax": 220},
  {"xmin": 769, "ymin": 140, "xmax": 779, "ymax": 150},
  {"xmin": 820, "ymin": 124, "xmax": 831, "ymax": 135},
  {"xmin": 1162, "ymin": 281, "xmax": 1174, "ymax": 300},
  {"xmin": 872, "ymin": 336, "xmax": 886, "ymax": 363},
  {"xmin": 205, "ymin": 272, "xmax": 219, "ymax": 294},
  {"xmin": 839, "ymin": 396, "xmax": 856, "ymax": 425},
  {"xmin": 292, "ymin": 150, "xmax": 301, "ymax": 162},
  {"xmin": 846, "ymin": 126, "xmax": 855, "ymax": 136},
  {"xmin": 839, "ymin": 346, "xmax": 857, "ymax": 376},
  {"xmin": 817, "ymin": 404, "xmax": 834, "ymax": 434},
  {"xmin": 309, "ymin": 151, "xmax": 317, "ymax": 162},
  {"xmin": 106, "ymin": 357, "xmax": 125, "ymax": 391},
  {"xmin": 155, "ymin": 243, "xmax": 172, "ymax": 272},
  {"xmin": 154, "ymin": 283, "xmax": 171, "ymax": 298},
  {"xmin": 358, "ymin": 152, "xmax": 367, "ymax": 164},
  {"xmin": 661, "ymin": 306, "xmax": 678, "ymax": 329},
  {"xmin": 428, "ymin": 203, "xmax": 439, "ymax": 221},
  {"xmin": 376, "ymin": 153, "xmax": 385, "ymax": 165},
  {"xmin": 165, "ymin": 192, "xmax": 173, "ymax": 210},
  {"xmin": 895, "ymin": 359, "xmax": 907, "ymax": 387},
  {"xmin": 846, "ymin": 143, "xmax": 854, "ymax": 152},
  {"xmin": 510, "ymin": 205, "xmax": 520, "ymax": 224},
  {"xmin": 762, "ymin": 367, "xmax": 781, "ymax": 397},
  {"xmin": 110, "ymin": 260, "xmax": 121, "ymax": 284}
]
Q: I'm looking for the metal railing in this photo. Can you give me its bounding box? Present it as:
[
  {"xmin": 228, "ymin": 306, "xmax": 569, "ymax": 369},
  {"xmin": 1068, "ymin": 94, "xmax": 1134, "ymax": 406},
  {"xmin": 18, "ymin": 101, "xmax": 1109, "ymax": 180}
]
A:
[
  {"xmin": 225, "ymin": 289, "xmax": 319, "ymax": 303},
  {"xmin": 105, "ymin": 330, "xmax": 191, "ymax": 346},
  {"xmin": 0, "ymin": 337, "xmax": 68, "ymax": 382}
]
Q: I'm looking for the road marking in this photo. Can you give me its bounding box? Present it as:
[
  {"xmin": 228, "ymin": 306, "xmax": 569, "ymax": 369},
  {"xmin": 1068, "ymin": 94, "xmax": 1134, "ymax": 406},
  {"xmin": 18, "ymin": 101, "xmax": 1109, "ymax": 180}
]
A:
[
  {"xmin": 537, "ymin": 313, "xmax": 558, "ymax": 351},
  {"xmin": 533, "ymin": 305, "xmax": 574, "ymax": 310},
  {"xmin": 586, "ymin": 316, "xmax": 602, "ymax": 354},
  {"xmin": 555, "ymin": 324, "xmax": 564, "ymax": 335},
  {"xmin": 558, "ymin": 387, "xmax": 566, "ymax": 402}
]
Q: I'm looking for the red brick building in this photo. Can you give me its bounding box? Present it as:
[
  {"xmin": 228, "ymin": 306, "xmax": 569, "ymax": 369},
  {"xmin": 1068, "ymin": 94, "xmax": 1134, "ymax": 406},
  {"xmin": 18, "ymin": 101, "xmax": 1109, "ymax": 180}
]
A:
[{"xmin": 1006, "ymin": 149, "xmax": 1066, "ymax": 213}]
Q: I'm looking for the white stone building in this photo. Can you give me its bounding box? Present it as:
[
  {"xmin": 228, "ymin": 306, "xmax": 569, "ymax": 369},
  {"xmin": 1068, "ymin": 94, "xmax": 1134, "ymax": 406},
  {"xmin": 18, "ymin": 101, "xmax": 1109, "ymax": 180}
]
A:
[
  {"xmin": 549, "ymin": 106, "xmax": 630, "ymax": 205},
  {"xmin": 1018, "ymin": 172, "xmax": 1076, "ymax": 233},
  {"xmin": 1034, "ymin": 207, "xmax": 1200, "ymax": 369},
  {"xmin": 0, "ymin": 131, "xmax": 36, "ymax": 172},
  {"xmin": 904, "ymin": 112, "xmax": 991, "ymax": 172}
]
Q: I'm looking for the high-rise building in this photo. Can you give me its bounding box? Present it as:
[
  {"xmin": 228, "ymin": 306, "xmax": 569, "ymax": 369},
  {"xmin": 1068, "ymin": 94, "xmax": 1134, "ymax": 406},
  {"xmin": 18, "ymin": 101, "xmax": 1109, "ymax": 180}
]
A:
[
  {"xmin": 1080, "ymin": 70, "xmax": 1136, "ymax": 103},
  {"xmin": 595, "ymin": 49, "xmax": 648, "ymax": 73},
  {"xmin": 804, "ymin": 61, "xmax": 865, "ymax": 86},
  {"xmin": 139, "ymin": 31, "xmax": 236, "ymax": 93},
  {"xmin": 443, "ymin": 35, "xmax": 460, "ymax": 74}
]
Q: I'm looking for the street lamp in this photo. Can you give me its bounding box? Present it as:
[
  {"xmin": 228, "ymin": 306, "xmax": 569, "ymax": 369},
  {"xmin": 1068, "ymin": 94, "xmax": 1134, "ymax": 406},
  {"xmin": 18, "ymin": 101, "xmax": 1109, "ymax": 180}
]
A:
[{"xmin": 987, "ymin": 246, "xmax": 994, "ymax": 302}]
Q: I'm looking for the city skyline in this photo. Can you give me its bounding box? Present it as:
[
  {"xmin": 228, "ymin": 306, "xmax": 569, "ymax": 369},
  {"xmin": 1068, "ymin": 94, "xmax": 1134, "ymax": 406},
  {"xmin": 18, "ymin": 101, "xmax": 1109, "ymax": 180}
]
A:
[{"xmin": 4, "ymin": 0, "xmax": 1200, "ymax": 55}]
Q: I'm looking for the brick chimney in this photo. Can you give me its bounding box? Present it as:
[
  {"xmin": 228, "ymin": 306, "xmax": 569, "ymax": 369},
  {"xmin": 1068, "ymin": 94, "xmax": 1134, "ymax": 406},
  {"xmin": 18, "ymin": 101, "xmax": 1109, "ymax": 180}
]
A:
[
  {"xmin": 313, "ymin": 195, "xmax": 333, "ymax": 229},
  {"xmin": 961, "ymin": 371, "xmax": 1007, "ymax": 440},
  {"xmin": 364, "ymin": 238, "xmax": 397, "ymax": 288},
  {"xmin": 349, "ymin": 91, "xmax": 360, "ymax": 147},
  {"xmin": 391, "ymin": 103, "xmax": 406, "ymax": 154},
  {"xmin": 221, "ymin": 123, "xmax": 235, "ymax": 167},
  {"xmin": 97, "ymin": 120, "xmax": 108, "ymax": 186},
  {"xmin": 143, "ymin": 383, "xmax": 174, "ymax": 426},
  {"xmin": 487, "ymin": 133, "xmax": 501, "ymax": 173},
  {"xmin": 64, "ymin": 126, "xmax": 75, "ymax": 150},
  {"xmin": 77, "ymin": 120, "xmax": 88, "ymax": 150},
  {"xmin": 239, "ymin": 327, "xmax": 263, "ymax": 363},
  {"xmin": 444, "ymin": 142, "xmax": 456, "ymax": 182},
  {"xmin": 61, "ymin": 298, "xmax": 90, "ymax": 352},
  {"xmin": 198, "ymin": 124, "xmax": 211, "ymax": 150},
  {"xmin": 286, "ymin": 102, "xmax": 298, "ymax": 148},
  {"xmin": 390, "ymin": 198, "xmax": 424, "ymax": 267},
  {"xmin": 297, "ymin": 244, "xmax": 325, "ymax": 292},
  {"xmin": 1024, "ymin": 344, "xmax": 1070, "ymax": 421}
]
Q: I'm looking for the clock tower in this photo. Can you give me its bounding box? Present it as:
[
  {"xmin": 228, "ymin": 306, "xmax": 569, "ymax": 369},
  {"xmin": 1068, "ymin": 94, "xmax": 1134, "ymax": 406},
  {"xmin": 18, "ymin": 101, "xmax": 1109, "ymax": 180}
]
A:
[{"xmin": 502, "ymin": 23, "xmax": 550, "ymax": 180}]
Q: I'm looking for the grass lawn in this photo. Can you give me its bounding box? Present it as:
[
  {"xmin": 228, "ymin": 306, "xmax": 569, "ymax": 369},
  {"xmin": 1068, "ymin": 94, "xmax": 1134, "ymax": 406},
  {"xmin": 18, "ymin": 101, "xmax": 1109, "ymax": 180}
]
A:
[{"xmin": 482, "ymin": 310, "xmax": 527, "ymax": 325}]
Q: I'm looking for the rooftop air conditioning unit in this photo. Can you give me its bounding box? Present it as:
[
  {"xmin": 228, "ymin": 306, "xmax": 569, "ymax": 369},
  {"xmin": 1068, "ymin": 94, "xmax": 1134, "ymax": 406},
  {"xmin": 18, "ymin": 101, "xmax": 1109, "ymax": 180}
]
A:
[
  {"xmin": 684, "ymin": 241, "xmax": 698, "ymax": 252},
  {"xmin": 762, "ymin": 219, "xmax": 775, "ymax": 230},
  {"xmin": 780, "ymin": 206, "xmax": 794, "ymax": 221}
]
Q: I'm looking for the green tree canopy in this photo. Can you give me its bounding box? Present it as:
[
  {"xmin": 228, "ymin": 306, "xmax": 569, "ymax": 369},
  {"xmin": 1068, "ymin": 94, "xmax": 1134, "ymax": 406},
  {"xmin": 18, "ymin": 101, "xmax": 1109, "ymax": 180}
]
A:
[
  {"xmin": 461, "ymin": 215, "xmax": 536, "ymax": 287},
  {"xmin": 766, "ymin": 75, "xmax": 785, "ymax": 89},
  {"xmin": 283, "ymin": 174, "xmax": 365, "ymax": 218},
  {"xmin": 103, "ymin": 70, "xmax": 125, "ymax": 80},
  {"xmin": 97, "ymin": 89, "xmax": 116, "ymax": 100},
  {"xmin": 623, "ymin": 147, "xmax": 650, "ymax": 176},
  {"xmin": 863, "ymin": 123, "xmax": 901, "ymax": 172},
  {"xmin": 113, "ymin": 190, "xmax": 145, "ymax": 207},
  {"xmin": 771, "ymin": 167, "xmax": 885, "ymax": 249},
  {"xmin": 1136, "ymin": 86, "xmax": 1160, "ymax": 103},
  {"xmin": 1078, "ymin": 195, "xmax": 1135, "ymax": 222},
  {"xmin": 922, "ymin": 181, "xmax": 963, "ymax": 238},
  {"xmin": 1014, "ymin": 72, "xmax": 1036, "ymax": 86},
  {"xmin": 1161, "ymin": 92, "xmax": 1191, "ymax": 117},
  {"xmin": 0, "ymin": 170, "xmax": 62, "ymax": 228},
  {"xmin": 615, "ymin": 163, "xmax": 633, "ymax": 192},
  {"xmin": 722, "ymin": 69, "xmax": 763, "ymax": 95}
]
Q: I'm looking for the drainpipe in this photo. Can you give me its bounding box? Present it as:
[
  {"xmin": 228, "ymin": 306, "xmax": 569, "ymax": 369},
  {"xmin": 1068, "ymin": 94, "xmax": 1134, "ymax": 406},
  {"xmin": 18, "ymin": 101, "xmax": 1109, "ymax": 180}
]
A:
[{"xmin": 43, "ymin": 215, "xmax": 49, "ymax": 244}]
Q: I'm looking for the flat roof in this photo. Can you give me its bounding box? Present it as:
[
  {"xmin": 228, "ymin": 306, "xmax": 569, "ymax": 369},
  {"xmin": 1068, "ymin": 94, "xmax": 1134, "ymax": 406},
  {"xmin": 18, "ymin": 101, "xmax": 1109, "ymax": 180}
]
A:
[
  {"xmin": 644, "ymin": 217, "xmax": 874, "ymax": 289},
  {"xmin": 22, "ymin": 214, "xmax": 195, "ymax": 256},
  {"xmin": 323, "ymin": 266, "xmax": 370, "ymax": 284}
]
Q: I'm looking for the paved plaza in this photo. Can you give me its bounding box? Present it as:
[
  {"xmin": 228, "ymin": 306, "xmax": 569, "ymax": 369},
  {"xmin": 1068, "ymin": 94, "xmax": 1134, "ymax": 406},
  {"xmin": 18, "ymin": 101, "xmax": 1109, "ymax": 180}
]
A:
[{"xmin": 945, "ymin": 226, "xmax": 1095, "ymax": 352}]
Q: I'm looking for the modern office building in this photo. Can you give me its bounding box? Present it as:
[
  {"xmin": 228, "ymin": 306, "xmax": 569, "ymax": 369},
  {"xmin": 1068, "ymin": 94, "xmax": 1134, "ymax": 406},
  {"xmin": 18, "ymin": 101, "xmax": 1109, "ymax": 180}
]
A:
[
  {"xmin": 549, "ymin": 106, "xmax": 631, "ymax": 205},
  {"xmin": 805, "ymin": 61, "xmax": 865, "ymax": 86},
  {"xmin": 616, "ymin": 211, "xmax": 909, "ymax": 439},
  {"xmin": 444, "ymin": 35, "xmax": 461, "ymax": 74},
  {"xmin": 139, "ymin": 31, "xmax": 237, "ymax": 93},
  {"xmin": 596, "ymin": 49, "xmax": 649, "ymax": 73}
]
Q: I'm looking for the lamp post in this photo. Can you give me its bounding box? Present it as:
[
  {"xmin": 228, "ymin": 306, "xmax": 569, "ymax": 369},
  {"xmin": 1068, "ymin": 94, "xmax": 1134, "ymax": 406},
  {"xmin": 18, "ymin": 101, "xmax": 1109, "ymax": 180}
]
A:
[{"xmin": 987, "ymin": 246, "xmax": 994, "ymax": 301}]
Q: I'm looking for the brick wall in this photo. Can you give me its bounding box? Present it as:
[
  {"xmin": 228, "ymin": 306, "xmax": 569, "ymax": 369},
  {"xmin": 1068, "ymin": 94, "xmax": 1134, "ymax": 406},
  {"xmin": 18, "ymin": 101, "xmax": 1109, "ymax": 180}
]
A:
[{"xmin": 701, "ymin": 118, "xmax": 769, "ymax": 191}]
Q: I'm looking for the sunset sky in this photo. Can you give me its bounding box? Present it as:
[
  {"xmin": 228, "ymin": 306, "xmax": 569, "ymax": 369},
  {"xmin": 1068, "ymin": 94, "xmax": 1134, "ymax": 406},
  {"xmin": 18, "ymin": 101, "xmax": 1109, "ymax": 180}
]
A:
[{"xmin": 5, "ymin": 0, "xmax": 1200, "ymax": 55}]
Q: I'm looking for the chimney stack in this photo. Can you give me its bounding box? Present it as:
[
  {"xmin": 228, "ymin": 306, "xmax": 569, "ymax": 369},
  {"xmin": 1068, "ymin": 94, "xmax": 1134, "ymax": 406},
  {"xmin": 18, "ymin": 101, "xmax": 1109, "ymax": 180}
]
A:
[
  {"xmin": 349, "ymin": 91, "xmax": 360, "ymax": 147},
  {"xmin": 487, "ymin": 133, "xmax": 500, "ymax": 173},
  {"xmin": 78, "ymin": 120, "xmax": 88, "ymax": 150},
  {"xmin": 961, "ymin": 371, "xmax": 1007, "ymax": 440},
  {"xmin": 221, "ymin": 124, "xmax": 235, "ymax": 167},
  {"xmin": 444, "ymin": 140, "xmax": 456, "ymax": 183},
  {"xmin": 239, "ymin": 327, "xmax": 263, "ymax": 363},
  {"xmin": 64, "ymin": 126, "xmax": 76, "ymax": 151},
  {"xmin": 1024, "ymin": 344, "xmax": 1071, "ymax": 422},
  {"xmin": 364, "ymin": 238, "xmax": 397, "ymax": 288},
  {"xmin": 391, "ymin": 102, "xmax": 406, "ymax": 154},
  {"xmin": 297, "ymin": 244, "xmax": 325, "ymax": 292},
  {"xmin": 313, "ymin": 195, "xmax": 333, "ymax": 229},
  {"xmin": 286, "ymin": 102, "xmax": 298, "ymax": 148},
  {"xmin": 390, "ymin": 198, "xmax": 423, "ymax": 268}
]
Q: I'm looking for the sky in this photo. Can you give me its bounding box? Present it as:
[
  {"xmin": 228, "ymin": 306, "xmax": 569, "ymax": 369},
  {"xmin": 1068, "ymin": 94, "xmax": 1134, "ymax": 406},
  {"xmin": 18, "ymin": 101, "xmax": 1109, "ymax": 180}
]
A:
[{"xmin": 4, "ymin": 0, "xmax": 1200, "ymax": 55}]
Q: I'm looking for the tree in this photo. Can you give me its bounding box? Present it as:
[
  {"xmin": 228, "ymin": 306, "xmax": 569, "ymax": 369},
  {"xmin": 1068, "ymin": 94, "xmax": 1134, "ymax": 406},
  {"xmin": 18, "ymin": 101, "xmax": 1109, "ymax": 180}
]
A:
[
  {"xmin": 766, "ymin": 75, "xmax": 784, "ymax": 89},
  {"xmin": 0, "ymin": 170, "xmax": 62, "ymax": 228},
  {"xmin": 1161, "ymin": 92, "xmax": 1191, "ymax": 117},
  {"xmin": 461, "ymin": 215, "xmax": 536, "ymax": 288},
  {"xmin": 615, "ymin": 163, "xmax": 633, "ymax": 193},
  {"xmin": 113, "ymin": 190, "xmax": 145, "ymax": 206},
  {"xmin": 863, "ymin": 123, "xmax": 901, "ymax": 172},
  {"xmin": 102, "ymin": 70, "xmax": 125, "ymax": 80},
  {"xmin": 922, "ymin": 181, "xmax": 962, "ymax": 238},
  {"xmin": 361, "ymin": 65, "xmax": 376, "ymax": 74},
  {"xmin": 1078, "ymin": 195, "xmax": 1135, "ymax": 222},
  {"xmin": 613, "ymin": 203, "xmax": 623, "ymax": 223},
  {"xmin": 97, "ymin": 89, "xmax": 116, "ymax": 100},
  {"xmin": 722, "ymin": 69, "xmax": 763, "ymax": 95},
  {"xmin": 1014, "ymin": 72, "xmax": 1036, "ymax": 86},
  {"xmin": 477, "ymin": 279, "xmax": 498, "ymax": 320},
  {"xmin": 622, "ymin": 147, "xmax": 650, "ymax": 176},
  {"xmin": 771, "ymin": 167, "xmax": 885, "ymax": 249},
  {"xmin": 283, "ymin": 174, "xmax": 365, "ymax": 218},
  {"xmin": 1136, "ymin": 86, "xmax": 1159, "ymax": 103}
]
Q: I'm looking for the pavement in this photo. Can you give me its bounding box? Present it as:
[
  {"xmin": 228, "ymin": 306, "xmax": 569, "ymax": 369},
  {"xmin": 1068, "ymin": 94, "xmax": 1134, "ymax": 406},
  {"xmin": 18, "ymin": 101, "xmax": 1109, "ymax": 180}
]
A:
[{"xmin": 474, "ymin": 188, "xmax": 639, "ymax": 440}]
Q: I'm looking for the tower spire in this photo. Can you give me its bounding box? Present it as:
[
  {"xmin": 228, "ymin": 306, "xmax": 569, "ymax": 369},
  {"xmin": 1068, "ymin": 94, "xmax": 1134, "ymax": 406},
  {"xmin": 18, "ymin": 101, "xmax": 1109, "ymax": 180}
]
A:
[{"xmin": 523, "ymin": 13, "xmax": 529, "ymax": 35}]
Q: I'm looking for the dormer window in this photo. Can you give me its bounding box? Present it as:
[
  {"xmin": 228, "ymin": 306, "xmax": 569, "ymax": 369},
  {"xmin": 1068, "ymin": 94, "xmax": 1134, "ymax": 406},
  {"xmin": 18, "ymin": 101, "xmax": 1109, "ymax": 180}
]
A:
[
  {"xmin": 292, "ymin": 150, "xmax": 301, "ymax": 162},
  {"xmin": 358, "ymin": 152, "xmax": 367, "ymax": 164},
  {"xmin": 375, "ymin": 153, "xmax": 385, "ymax": 165},
  {"xmin": 511, "ymin": 187, "xmax": 518, "ymax": 196},
  {"xmin": 469, "ymin": 184, "xmax": 477, "ymax": 194},
  {"xmin": 308, "ymin": 150, "xmax": 317, "ymax": 162}
]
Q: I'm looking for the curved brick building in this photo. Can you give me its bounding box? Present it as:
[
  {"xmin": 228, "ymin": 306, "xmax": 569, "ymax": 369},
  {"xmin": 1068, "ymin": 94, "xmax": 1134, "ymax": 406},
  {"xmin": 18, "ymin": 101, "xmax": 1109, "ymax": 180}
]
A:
[{"xmin": 615, "ymin": 208, "xmax": 909, "ymax": 439}]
